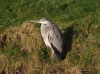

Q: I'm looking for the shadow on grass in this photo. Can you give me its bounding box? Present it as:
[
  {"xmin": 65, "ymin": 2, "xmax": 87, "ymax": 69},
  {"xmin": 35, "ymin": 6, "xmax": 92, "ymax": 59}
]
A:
[{"xmin": 62, "ymin": 26, "xmax": 74, "ymax": 60}]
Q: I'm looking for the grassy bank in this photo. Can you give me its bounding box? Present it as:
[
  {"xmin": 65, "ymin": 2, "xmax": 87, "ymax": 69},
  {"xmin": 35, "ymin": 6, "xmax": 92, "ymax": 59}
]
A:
[{"xmin": 0, "ymin": 0, "xmax": 100, "ymax": 74}]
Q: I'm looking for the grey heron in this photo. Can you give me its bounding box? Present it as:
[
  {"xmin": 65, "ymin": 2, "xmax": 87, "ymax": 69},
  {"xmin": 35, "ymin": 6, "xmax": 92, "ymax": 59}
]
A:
[{"xmin": 29, "ymin": 18, "xmax": 64, "ymax": 60}]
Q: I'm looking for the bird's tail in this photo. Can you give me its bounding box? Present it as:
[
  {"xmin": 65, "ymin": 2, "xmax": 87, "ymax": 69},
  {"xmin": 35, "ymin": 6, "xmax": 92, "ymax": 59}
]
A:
[{"xmin": 51, "ymin": 43, "xmax": 64, "ymax": 61}]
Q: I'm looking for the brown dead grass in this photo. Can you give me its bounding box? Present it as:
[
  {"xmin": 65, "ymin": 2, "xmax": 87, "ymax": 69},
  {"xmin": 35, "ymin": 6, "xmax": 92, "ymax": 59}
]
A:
[
  {"xmin": 0, "ymin": 54, "xmax": 6, "ymax": 73},
  {"xmin": 0, "ymin": 22, "xmax": 45, "ymax": 52},
  {"xmin": 0, "ymin": 22, "xmax": 45, "ymax": 74},
  {"xmin": 0, "ymin": 22, "xmax": 83, "ymax": 74},
  {"xmin": 42, "ymin": 65, "xmax": 82, "ymax": 74}
]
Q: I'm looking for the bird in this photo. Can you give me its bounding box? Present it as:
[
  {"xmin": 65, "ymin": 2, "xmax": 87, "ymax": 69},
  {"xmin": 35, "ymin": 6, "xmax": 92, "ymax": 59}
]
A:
[{"xmin": 29, "ymin": 18, "xmax": 64, "ymax": 60}]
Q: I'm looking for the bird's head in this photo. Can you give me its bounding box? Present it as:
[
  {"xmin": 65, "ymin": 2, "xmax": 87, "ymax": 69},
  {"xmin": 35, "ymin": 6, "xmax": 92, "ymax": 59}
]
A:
[{"xmin": 29, "ymin": 18, "xmax": 50, "ymax": 24}]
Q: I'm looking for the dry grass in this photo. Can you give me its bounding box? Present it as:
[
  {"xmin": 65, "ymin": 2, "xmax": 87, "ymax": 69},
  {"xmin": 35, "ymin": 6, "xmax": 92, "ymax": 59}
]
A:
[
  {"xmin": 0, "ymin": 22, "xmax": 45, "ymax": 52},
  {"xmin": 0, "ymin": 22, "xmax": 84, "ymax": 74},
  {"xmin": 0, "ymin": 22, "xmax": 45, "ymax": 74}
]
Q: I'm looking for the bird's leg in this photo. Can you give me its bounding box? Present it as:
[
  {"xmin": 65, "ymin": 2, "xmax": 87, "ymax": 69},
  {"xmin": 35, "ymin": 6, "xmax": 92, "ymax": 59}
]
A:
[
  {"xmin": 50, "ymin": 49, "xmax": 54, "ymax": 64},
  {"xmin": 51, "ymin": 49, "xmax": 54, "ymax": 59}
]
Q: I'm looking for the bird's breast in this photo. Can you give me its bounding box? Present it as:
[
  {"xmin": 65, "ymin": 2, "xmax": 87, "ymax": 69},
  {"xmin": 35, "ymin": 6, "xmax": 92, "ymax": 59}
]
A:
[{"xmin": 40, "ymin": 25, "xmax": 51, "ymax": 48}]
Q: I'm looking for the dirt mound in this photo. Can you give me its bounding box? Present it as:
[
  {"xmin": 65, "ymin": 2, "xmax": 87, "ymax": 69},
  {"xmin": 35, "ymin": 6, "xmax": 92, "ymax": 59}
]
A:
[{"xmin": 0, "ymin": 22, "xmax": 45, "ymax": 52}]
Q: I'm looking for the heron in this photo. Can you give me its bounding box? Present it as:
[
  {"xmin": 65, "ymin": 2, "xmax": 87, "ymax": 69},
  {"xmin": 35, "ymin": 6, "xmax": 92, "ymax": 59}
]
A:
[{"xmin": 29, "ymin": 18, "xmax": 64, "ymax": 60}]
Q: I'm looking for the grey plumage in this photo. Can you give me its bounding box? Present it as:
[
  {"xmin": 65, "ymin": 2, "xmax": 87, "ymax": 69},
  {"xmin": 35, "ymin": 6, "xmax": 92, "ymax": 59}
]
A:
[{"xmin": 29, "ymin": 18, "xmax": 64, "ymax": 60}]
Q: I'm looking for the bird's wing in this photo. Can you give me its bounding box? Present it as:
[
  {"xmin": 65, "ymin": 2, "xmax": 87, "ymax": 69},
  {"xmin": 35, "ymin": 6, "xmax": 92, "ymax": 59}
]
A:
[{"xmin": 48, "ymin": 25, "xmax": 63, "ymax": 53}]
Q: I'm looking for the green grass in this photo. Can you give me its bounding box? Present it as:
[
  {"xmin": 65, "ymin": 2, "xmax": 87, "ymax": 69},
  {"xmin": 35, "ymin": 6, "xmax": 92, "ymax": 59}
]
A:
[
  {"xmin": 3, "ymin": 47, "xmax": 28, "ymax": 58},
  {"xmin": 0, "ymin": 0, "xmax": 100, "ymax": 73}
]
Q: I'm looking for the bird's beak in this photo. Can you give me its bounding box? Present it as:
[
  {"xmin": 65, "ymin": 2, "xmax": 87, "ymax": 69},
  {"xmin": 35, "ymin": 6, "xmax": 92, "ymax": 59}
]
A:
[{"xmin": 28, "ymin": 20, "xmax": 42, "ymax": 24}]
